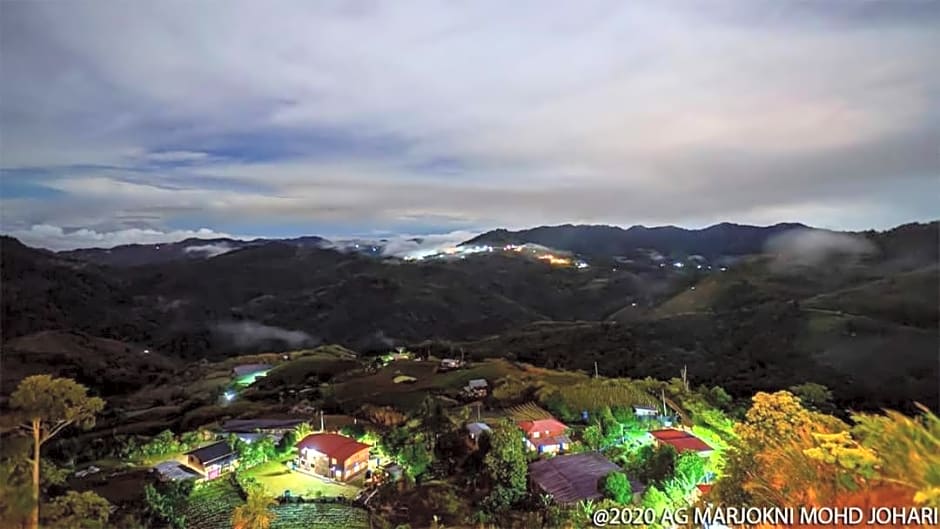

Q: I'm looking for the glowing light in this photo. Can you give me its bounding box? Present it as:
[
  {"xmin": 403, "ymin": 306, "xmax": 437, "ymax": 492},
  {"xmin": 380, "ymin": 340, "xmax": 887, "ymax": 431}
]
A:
[
  {"xmin": 224, "ymin": 391, "xmax": 236, "ymax": 402},
  {"xmin": 537, "ymin": 254, "xmax": 571, "ymax": 266}
]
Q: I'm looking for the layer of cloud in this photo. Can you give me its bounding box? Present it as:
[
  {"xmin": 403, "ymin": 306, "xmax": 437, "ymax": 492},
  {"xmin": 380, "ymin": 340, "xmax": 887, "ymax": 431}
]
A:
[
  {"xmin": 764, "ymin": 229, "xmax": 878, "ymax": 270},
  {"xmin": 183, "ymin": 243, "xmax": 235, "ymax": 258},
  {"xmin": 5, "ymin": 224, "xmax": 234, "ymax": 251},
  {"xmin": 213, "ymin": 321, "xmax": 316, "ymax": 349},
  {"xmin": 377, "ymin": 230, "xmax": 481, "ymax": 258},
  {"xmin": 1, "ymin": 1, "xmax": 937, "ymax": 247}
]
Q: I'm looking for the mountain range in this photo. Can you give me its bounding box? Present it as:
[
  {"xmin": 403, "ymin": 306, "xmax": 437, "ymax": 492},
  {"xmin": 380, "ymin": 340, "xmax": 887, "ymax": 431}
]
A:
[{"xmin": 2, "ymin": 220, "xmax": 937, "ymax": 410}]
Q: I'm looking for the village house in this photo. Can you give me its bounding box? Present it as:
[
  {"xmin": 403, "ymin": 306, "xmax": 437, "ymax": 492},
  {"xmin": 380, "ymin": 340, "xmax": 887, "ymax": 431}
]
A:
[
  {"xmin": 518, "ymin": 417, "xmax": 570, "ymax": 454},
  {"xmin": 183, "ymin": 441, "xmax": 238, "ymax": 480},
  {"xmin": 463, "ymin": 378, "xmax": 488, "ymax": 398},
  {"xmin": 649, "ymin": 428, "xmax": 714, "ymax": 457},
  {"xmin": 295, "ymin": 433, "xmax": 371, "ymax": 482},
  {"xmin": 632, "ymin": 404, "xmax": 659, "ymax": 418}
]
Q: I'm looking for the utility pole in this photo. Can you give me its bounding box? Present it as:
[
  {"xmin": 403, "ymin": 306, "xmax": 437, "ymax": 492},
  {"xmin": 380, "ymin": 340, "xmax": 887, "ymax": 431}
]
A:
[
  {"xmin": 594, "ymin": 361, "xmax": 599, "ymax": 378},
  {"xmin": 320, "ymin": 410, "xmax": 325, "ymax": 432},
  {"xmin": 681, "ymin": 365, "xmax": 689, "ymax": 392}
]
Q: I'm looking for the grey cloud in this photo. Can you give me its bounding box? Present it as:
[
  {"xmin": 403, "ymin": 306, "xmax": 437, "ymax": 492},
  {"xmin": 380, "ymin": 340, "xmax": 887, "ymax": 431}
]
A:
[
  {"xmin": 183, "ymin": 243, "xmax": 235, "ymax": 258},
  {"xmin": 0, "ymin": 1, "xmax": 937, "ymax": 243},
  {"xmin": 764, "ymin": 229, "xmax": 878, "ymax": 271},
  {"xmin": 213, "ymin": 321, "xmax": 317, "ymax": 349}
]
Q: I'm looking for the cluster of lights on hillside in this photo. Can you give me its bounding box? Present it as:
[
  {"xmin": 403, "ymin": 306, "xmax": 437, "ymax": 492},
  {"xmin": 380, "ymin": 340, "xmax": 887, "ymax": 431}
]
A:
[{"xmin": 402, "ymin": 243, "xmax": 589, "ymax": 269}]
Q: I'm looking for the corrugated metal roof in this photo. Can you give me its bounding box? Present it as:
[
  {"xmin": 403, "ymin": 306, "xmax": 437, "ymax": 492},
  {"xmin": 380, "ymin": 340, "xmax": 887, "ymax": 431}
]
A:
[
  {"xmin": 529, "ymin": 453, "xmax": 620, "ymax": 504},
  {"xmin": 184, "ymin": 441, "xmax": 236, "ymax": 464},
  {"xmin": 650, "ymin": 429, "xmax": 712, "ymax": 452}
]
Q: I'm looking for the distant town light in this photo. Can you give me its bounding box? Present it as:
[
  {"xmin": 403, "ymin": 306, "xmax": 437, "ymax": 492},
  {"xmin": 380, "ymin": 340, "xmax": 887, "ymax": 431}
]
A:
[
  {"xmin": 224, "ymin": 391, "xmax": 235, "ymax": 402},
  {"xmin": 673, "ymin": 262, "xmax": 684, "ymax": 268}
]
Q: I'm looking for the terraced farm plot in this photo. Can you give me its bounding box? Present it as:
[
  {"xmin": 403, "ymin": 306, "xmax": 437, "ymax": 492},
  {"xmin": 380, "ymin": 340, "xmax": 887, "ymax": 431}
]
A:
[
  {"xmin": 271, "ymin": 503, "xmax": 369, "ymax": 529},
  {"xmin": 183, "ymin": 480, "xmax": 243, "ymax": 529}
]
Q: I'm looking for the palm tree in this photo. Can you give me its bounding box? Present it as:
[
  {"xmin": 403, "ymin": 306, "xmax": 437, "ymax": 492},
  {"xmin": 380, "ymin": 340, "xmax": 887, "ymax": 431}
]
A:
[
  {"xmin": 231, "ymin": 488, "xmax": 277, "ymax": 529},
  {"xmin": 293, "ymin": 421, "xmax": 313, "ymax": 439}
]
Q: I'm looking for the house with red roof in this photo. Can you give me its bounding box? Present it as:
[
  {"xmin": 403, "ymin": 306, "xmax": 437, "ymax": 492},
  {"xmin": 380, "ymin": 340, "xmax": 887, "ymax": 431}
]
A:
[
  {"xmin": 649, "ymin": 429, "xmax": 713, "ymax": 456},
  {"xmin": 295, "ymin": 433, "xmax": 371, "ymax": 481},
  {"xmin": 518, "ymin": 417, "xmax": 570, "ymax": 454}
]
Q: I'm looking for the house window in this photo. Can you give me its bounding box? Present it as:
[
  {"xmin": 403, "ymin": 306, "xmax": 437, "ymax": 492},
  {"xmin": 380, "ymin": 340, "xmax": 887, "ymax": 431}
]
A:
[
  {"xmin": 331, "ymin": 458, "xmax": 337, "ymax": 465},
  {"xmin": 532, "ymin": 431, "xmax": 540, "ymax": 439}
]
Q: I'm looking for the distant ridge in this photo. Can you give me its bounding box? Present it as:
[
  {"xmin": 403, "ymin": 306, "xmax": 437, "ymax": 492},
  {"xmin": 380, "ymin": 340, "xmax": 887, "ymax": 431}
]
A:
[{"xmin": 459, "ymin": 222, "xmax": 814, "ymax": 258}]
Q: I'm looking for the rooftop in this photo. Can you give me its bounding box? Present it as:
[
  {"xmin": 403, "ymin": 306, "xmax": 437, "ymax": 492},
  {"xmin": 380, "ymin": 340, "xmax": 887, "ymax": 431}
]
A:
[
  {"xmin": 221, "ymin": 418, "xmax": 306, "ymax": 432},
  {"xmin": 528, "ymin": 452, "xmax": 621, "ymax": 504},
  {"xmin": 232, "ymin": 363, "xmax": 271, "ymax": 377},
  {"xmin": 528, "ymin": 434, "xmax": 571, "ymax": 448},
  {"xmin": 153, "ymin": 461, "xmax": 201, "ymax": 481},
  {"xmin": 465, "ymin": 422, "xmax": 492, "ymax": 436},
  {"xmin": 650, "ymin": 429, "xmax": 713, "ymax": 453},
  {"xmin": 518, "ymin": 418, "xmax": 568, "ymax": 435},
  {"xmin": 184, "ymin": 441, "xmax": 236, "ymax": 464},
  {"xmin": 296, "ymin": 433, "xmax": 370, "ymax": 462}
]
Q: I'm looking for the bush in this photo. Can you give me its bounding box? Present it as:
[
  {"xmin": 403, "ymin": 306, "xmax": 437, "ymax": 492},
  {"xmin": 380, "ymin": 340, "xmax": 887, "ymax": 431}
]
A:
[{"xmin": 601, "ymin": 471, "xmax": 633, "ymax": 504}]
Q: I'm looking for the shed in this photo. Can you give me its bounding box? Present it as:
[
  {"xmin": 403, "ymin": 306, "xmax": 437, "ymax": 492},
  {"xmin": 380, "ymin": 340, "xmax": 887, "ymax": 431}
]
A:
[
  {"xmin": 465, "ymin": 422, "xmax": 492, "ymax": 441},
  {"xmin": 467, "ymin": 379, "xmax": 488, "ymax": 389},
  {"xmin": 183, "ymin": 441, "xmax": 238, "ymax": 480},
  {"xmin": 529, "ymin": 452, "xmax": 632, "ymax": 504}
]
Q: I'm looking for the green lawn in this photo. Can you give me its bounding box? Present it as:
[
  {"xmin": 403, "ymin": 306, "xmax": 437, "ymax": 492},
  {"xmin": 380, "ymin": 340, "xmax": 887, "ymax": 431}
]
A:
[{"xmin": 242, "ymin": 460, "xmax": 360, "ymax": 499}]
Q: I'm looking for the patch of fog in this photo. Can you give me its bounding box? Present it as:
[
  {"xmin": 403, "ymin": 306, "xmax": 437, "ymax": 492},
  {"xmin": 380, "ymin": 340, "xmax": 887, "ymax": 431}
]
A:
[
  {"xmin": 764, "ymin": 228, "xmax": 877, "ymax": 271},
  {"xmin": 184, "ymin": 243, "xmax": 234, "ymax": 258},
  {"xmin": 213, "ymin": 321, "xmax": 317, "ymax": 348},
  {"xmin": 378, "ymin": 230, "xmax": 481, "ymax": 258}
]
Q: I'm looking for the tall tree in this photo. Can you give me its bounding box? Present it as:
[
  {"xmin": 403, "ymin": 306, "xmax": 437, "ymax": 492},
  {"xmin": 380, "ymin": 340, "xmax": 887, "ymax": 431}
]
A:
[
  {"xmin": 231, "ymin": 487, "xmax": 277, "ymax": 529},
  {"xmin": 11, "ymin": 375, "xmax": 105, "ymax": 529},
  {"xmin": 482, "ymin": 421, "xmax": 528, "ymax": 512}
]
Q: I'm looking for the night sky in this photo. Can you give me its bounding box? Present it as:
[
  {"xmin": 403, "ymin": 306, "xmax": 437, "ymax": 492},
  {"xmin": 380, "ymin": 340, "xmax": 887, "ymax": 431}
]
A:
[{"xmin": 1, "ymin": 1, "xmax": 937, "ymax": 250}]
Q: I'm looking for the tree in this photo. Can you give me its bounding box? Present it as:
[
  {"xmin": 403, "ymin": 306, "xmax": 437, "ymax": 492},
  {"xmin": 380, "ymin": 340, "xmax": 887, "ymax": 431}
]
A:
[
  {"xmin": 601, "ymin": 471, "xmax": 633, "ymax": 504},
  {"xmin": 713, "ymin": 391, "xmax": 847, "ymax": 507},
  {"xmin": 674, "ymin": 452, "xmax": 706, "ymax": 490},
  {"xmin": 293, "ymin": 422, "xmax": 314, "ymax": 440},
  {"xmin": 231, "ymin": 487, "xmax": 277, "ymax": 529},
  {"xmin": 277, "ymin": 429, "xmax": 299, "ymax": 456},
  {"xmin": 630, "ymin": 444, "xmax": 677, "ymax": 486},
  {"xmin": 399, "ymin": 440, "xmax": 432, "ymax": 481},
  {"xmin": 582, "ymin": 424, "xmax": 603, "ymax": 451},
  {"xmin": 789, "ymin": 383, "xmax": 835, "ymax": 413},
  {"xmin": 42, "ymin": 491, "xmax": 110, "ymax": 529},
  {"xmin": 11, "ymin": 375, "xmax": 105, "ymax": 529},
  {"xmin": 0, "ymin": 458, "xmax": 33, "ymax": 527},
  {"xmin": 143, "ymin": 480, "xmax": 194, "ymax": 529},
  {"xmin": 482, "ymin": 421, "xmax": 528, "ymax": 512}
]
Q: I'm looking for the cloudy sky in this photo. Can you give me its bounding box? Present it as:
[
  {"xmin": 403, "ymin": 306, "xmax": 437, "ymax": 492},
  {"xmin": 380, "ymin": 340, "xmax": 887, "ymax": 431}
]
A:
[{"xmin": 1, "ymin": 1, "xmax": 938, "ymax": 250}]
